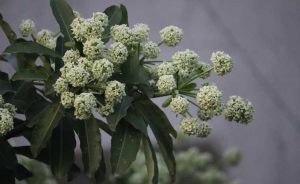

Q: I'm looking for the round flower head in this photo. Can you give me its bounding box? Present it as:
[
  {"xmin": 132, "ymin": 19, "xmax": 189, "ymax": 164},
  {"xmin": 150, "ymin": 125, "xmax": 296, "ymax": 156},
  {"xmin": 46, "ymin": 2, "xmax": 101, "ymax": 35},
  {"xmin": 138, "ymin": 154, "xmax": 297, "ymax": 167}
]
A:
[
  {"xmin": 196, "ymin": 84, "xmax": 222, "ymax": 111},
  {"xmin": 198, "ymin": 62, "xmax": 212, "ymax": 79},
  {"xmin": 110, "ymin": 24, "xmax": 132, "ymax": 44},
  {"xmin": 74, "ymin": 93, "xmax": 97, "ymax": 120},
  {"xmin": 197, "ymin": 108, "xmax": 219, "ymax": 121},
  {"xmin": 98, "ymin": 102, "xmax": 114, "ymax": 116},
  {"xmin": 36, "ymin": 29, "xmax": 56, "ymax": 49},
  {"xmin": 160, "ymin": 25, "xmax": 183, "ymax": 46},
  {"xmin": 65, "ymin": 65, "xmax": 90, "ymax": 87},
  {"xmin": 83, "ymin": 38, "xmax": 104, "ymax": 60},
  {"xmin": 172, "ymin": 49, "xmax": 199, "ymax": 77},
  {"xmin": 3, "ymin": 103, "xmax": 16, "ymax": 115},
  {"xmin": 73, "ymin": 10, "xmax": 81, "ymax": 18},
  {"xmin": 223, "ymin": 95, "xmax": 254, "ymax": 124},
  {"xmin": 108, "ymin": 42, "xmax": 128, "ymax": 65},
  {"xmin": 157, "ymin": 61, "xmax": 176, "ymax": 77},
  {"xmin": 19, "ymin": 19, "xmax": 35, "ymax": 37},
  {"xmin": 78, "ymin": 57, "xmax": 93, "ymax": 72},
  {"xmin": 156, "ymin": 75, "xmax": 176, "ymax": 94},
  {"xmin": 223, "ymin": 147, "xmax": 241, "ymax": 166},
  {"xmin": 105, "ymin": 81, "xmax": 126, "ymax": 103},
  {"xmin": 0, "ymin": 108, "xmax": 14, "ymax": 136},
  {"xmin": 196, "ymin": 122, "xmax": 212, "ymax": 137},
  {"xmin": 131, "ymin": 23, "xmax": 150, "ymax": 42},
  {"xmin": 211, "ymin": 51, "xmax": 233, "ymax": 76},
  {"xmin": 92, "ymin": 12, "xmax": 109, "ymax": 28},
  {"xmin": 53, "ymin": 77, "xmax": 69, "ymax": 94},
  {"xmin": 60, "ymin": 62, "xmax": 75, "ymax": 79},
  {"xmin": 62, "ymin": 49, "xmax": 80, "ymax": 64},
  {"xmin": 142, "ymin": 41, "xmax": 160, "ymax": 58},
  {"xmin": 92, "ymin": 59, "xmax": 114, "ymax": 82},
  {"xmin": 170, "ymin": 96, "xmax": 189, "ymax": 115},
  {"xmin": 180, "ymin": 118, "xmax": 198, "ymax": 136},
  {"xmin": 61, "ymin": 91, "xmax": 75, "ymax": 108},
  {"xmin": 70, "ymin": 17, "xmax": 86, "ymax": 41}
]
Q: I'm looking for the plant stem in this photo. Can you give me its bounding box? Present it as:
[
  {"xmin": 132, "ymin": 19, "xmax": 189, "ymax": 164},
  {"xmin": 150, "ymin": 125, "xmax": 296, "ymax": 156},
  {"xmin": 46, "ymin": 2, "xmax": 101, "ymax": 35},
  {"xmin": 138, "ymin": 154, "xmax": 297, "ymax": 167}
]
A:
[{"xmin": 187, "ymin": 98, "xmax": 200, "ymax": 108}]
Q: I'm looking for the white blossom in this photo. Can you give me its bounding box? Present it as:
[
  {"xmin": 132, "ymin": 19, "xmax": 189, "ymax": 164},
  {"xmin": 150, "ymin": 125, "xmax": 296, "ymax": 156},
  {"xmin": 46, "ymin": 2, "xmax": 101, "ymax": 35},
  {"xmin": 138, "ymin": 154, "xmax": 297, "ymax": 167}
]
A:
[
  {"xmin": 108, "ymin": 42, "xmax": 128, "ymax": 65},
  {"xmin": 142, "ymin": 41, "xmax": 160, "ymax": 58},
  {"xmin": 74, "ymin": 93, "xmax": 97, "ymax": 120},
  {"xmin": 19, "ymin": 19, "xmax": 35, "ymax": 37},
  {"xmin": 160, "ymin": 25, "xmax": 183, "ymax": 46},
  {"xmin": 211, "ymin": 51, "xmax": 233, "ymax": 76},
  {"xmin": 156, "ymin": 75, "xmax": 176, "ymax": 94},
  {"xmin": 170, "ymin": 96, "xmax": 189, "ymax": 115},
  {"xmin": 92, "ymin": 59, "xmax": 114, "ymax": 82}
]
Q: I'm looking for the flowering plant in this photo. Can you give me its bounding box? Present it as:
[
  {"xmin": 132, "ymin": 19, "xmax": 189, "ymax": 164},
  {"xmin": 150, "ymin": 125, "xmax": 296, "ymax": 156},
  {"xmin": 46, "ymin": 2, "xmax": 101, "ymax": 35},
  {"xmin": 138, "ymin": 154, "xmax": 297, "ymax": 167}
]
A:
[{"xmin": 0, "ymin": 0, "xmax": 254, "ymax": 183}]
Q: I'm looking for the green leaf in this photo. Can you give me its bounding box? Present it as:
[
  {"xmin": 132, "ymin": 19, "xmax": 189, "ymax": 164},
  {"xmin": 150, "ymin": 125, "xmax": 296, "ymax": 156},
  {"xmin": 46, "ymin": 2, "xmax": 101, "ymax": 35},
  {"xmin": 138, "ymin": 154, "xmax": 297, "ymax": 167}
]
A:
[
  {"xmin": 0, "ymin": 140, "xmax": 17, "ymax": 170},
  {"xmin": 0, "ymin": 14, "xmax": 16, "ymax": 44},
  {"xmin": 135, "ymin": 99, "xmax": 177, "ymax": 137},
  {"xmin": 102, "ymin": 5, "xmax": 122, "ymax": 43},
  {"xmin": 50, "ymin": 0, "xmax": 75, "ymax": 41},
  {"xmin": 106, "ymin": 96, "xmax": 133, "ymax": 131},
  {"xmin": 120, "ymin": 51, "xmax": 150, "ymax": 84},
  {"xmin": 50, "ymin": 117, "xmax": 76, "ymax": 178},
  {"xmin": 111, "ymin": 120, "xmax": 141, "ymax": 175},
  {"xmin": 120, "ymin": 4, "xmax": 128, "ymax": 25},
  {"xmin": 78, "ymin": 117, "xmax": 102, "ymax": 177},
  {"xmin": 135, "ymin": 99, "xmax": 176, "ymax": 182},
  {"xmin": 11, "ymin": 67, "xmax": 49, "ymax": 81},
  {"xmin": 124, "ymin": 107, "xmax": 148, "ymax": 136},
  {"xmin": 5, "ymin": 41, "xmax": 62, "ymax": 58},
  {"xmin": 95, "ymin": 150, "xmax": 106, "ymax": 184},
  {"xmin": 162, "ymin": 96, "xmax": 172, "ymax": 108},
  {"xmin": 94, "ymin": 118, "xmax": 113, "ymax": 136},
  {"xmin": 30, "ymin": 101, "xmax": 64, "ymax": 157},
  {"xmin": 142, "ymin": 136, "xmax": 158, "ymax": 184},
  {"xmin": 0, "ymin": 79, "xmax": 13, "ymax": 95},
  {"xmin": 179, "ymin": 82, "xmax": 197, "ymax": 91}
]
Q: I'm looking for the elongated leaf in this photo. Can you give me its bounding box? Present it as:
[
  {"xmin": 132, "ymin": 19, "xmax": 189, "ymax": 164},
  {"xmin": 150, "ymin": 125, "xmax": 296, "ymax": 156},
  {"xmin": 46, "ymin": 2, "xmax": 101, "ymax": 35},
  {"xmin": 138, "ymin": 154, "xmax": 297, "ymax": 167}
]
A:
[
  {"xmin": 135, "ymin": 99, "xmax": 177, "ymax": 137},
  {"xmin": 120, "ymin": 51, "xmax": 150, "ymax": 84},
  {"xmin": 12, "ymin": 68, "xmax": 49, "ymax": 81},
  {"xmin": 0, "ymin": 14, "xmax": 16, "ymax": 44},
  {"xmin": 135, "ymin": 100, "xmax": 176, "ymax": 182},
  {"xmin": 162, "ymin": 96, "xmax": 172, "ymax": 108},
  {"xmin": 106, "ymin": 96, "xmax": 133, "ymax": 131},
  {"xmin": 0, "ymin": 140, "xmax": 17, "ymax": 170},
  {"xmin": 111, "ymin": 121, "xmax": 141, "ymax": 175},
  {"xmin": 124, "ymin": 107, "xmax": 148, "ymax": 136},
  {"xmin": 78, "ymin": 117, "xmax": 102, "ymax": 177},
  {"xmin": 30, "ymin": 101, "xmax": 64, "ymax": 157},
  {"xmin": 120, "ymin": 4, "xmax": 128, "ymax": 25},
  {"xmin": 179, "ymin": 82, "xmax": 197, "ymax": 91},
  {"xmin": 142, "ymin": 136, "xmax": 158, "ymax": 184},
  {"xmin": 0, "ymin": 79, "xmax": 13, "ymax": 95},
  {"xmin": 95, "ymin": 150, "xmax": 106, "ymax": 184},
  {"xmin": 5, "ymin": 41, "xmax": 61, "ymax": 58},
  {"xmin": 50, "ymin": 0, "xmax": 75, "ymax": 41},
  {"xmin": 50, "ymin": 117, "xmax": 76, "ymax": 178},
  {"xmin": 95, "ymin": 118, "xmax": 112, "ymax": 136}
]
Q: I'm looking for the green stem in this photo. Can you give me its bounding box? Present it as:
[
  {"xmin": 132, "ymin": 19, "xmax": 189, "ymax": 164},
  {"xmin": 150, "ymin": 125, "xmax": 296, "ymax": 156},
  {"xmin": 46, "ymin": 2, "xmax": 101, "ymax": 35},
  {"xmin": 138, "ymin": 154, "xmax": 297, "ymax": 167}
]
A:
[{"xmin": 187, "ymin": 98, "xmax": 200, "ymax": 108}]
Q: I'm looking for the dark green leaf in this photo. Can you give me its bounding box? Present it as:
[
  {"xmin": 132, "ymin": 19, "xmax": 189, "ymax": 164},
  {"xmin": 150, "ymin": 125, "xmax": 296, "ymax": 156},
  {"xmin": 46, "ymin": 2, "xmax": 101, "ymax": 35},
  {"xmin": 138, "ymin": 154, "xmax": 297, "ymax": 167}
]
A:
[
  {"xmin": 0, "ymin": 170, "xmax": 15, "ymax": 184},
  {"xmin": 0, "ymin": 140, "xmax": 17, "ymax": 170},
  {"xmin": 124, "ymin": 107, "xmax": 148, "ymax": 136},
  {"xmin": 0, "ymin": 14, "xmax": 16, "ymax": 44},
  {"xmin": 78, "ymin": 117, "xmax": 102, "ymax": 177},
  {"xmin": 50, "ymin": 0, "xmax": 75, "ymax": 41},
  {"xmin": 120, "ymin": 51, "xmax": 150, "ymax": 84},
  {"xmin": 120, "ymin": 4, "xmax": 128, "ymax": 25},
  {"xmin": 106, "ymin": 96, "xmax": 133, "ymax": 131},
  {"xmin": 67, "ymin": 164, "xmax": 81, "ymax": 182},
  {"xmin": 0, "ymin": 71, "xmax": 9, "ymax": 80},
  {"xmin": 111, "ymin": 120, "xmax": 141, "ymax": 175},
  {"xmin": 135, "ymin": 99, "xmax": 177, "ymax": 137},
  {"xmin": 30, "ymin": 101, "xmax": 64, "ymax": 157},
  {"xmin": 142, "ymin": 136, "xmax": 158, "ymax": 184},
  {"xmin": 50, "ymin": 117, "xmax": 76, "ymax": 178},
  {"xmin": 5, "ymin": 41, "xmax": 61, "ymax": 58},
  {"xmin": 11, "ymin": 67, "xmax": 49, "ymax": 81},
  {"xmin": 135, "ymin": 99, "xmax": 176, "ymax": 182},
  {"xmin": 95, "ymin": 150, "xmax": 106, "ymax": 184},
  {"xmin": 95, "ymin": 117, "xmax": 113, "ymax": 136},
  {"xmin": 0, "ymin": 79, "xmax": 13, "ymax": 95}
]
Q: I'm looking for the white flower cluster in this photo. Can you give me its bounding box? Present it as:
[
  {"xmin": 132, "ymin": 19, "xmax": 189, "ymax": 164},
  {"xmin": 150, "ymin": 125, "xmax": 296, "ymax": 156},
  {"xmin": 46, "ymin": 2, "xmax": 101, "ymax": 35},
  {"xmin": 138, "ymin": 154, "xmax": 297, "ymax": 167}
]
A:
[
  {"xmin": 211, "ymin": 51, "xmax": 233, "ymax": 76},
  {"xmin": 0, "ymin": 95, "xmax": 16, "ymax": 136},
  {"xmin": 160, "ymin": 25, "xmax": 183, "ymax": 46},
  {"xmin": 180, "ymin": 118, "xmax": 212, "ymax": 137},
  {"xmin": 170, "ymin": 96, "xmax": 189, "ymax": 115},
  {"xmin": 74, "ymin": 93, "xmax": 97, "ymax": 120},
  {"xmin": 157, "ymin": 61, "xmax": 176, "ymax": 77},
  {"xmin": 108, "ymin": 42, "xmax": 128, "ymax": 65},
  {"xmin": 142, "ymin": 41, "xmax": 160, "ymax": 58},
  {"xmin": 196, "ymin": 84, "xmax": 223, "ymax": 120},
  {"xmin": 156, "ymin": 75, "xmax": 176, "ymax": 94},
  {"xmin": 83, "ymin": 38, "xmax": 104, "ymax": 60},
  {"xmin": 172, "ymin": 49, "xmax": 199, "ymax": 78},
  {"xmin": 223, "ymin": 96, "xmax": 254, "ymax": 124},
  {"xmin": 19, "ymin": 19, "xmax": 35, "ymax": 37},
  {"xmin": 92, "ymin": 59, "xmax": 114, "ymax": 82},
  {"xmin": 36, "ymin": 29, "xmax": 56, "ymax": 50}
]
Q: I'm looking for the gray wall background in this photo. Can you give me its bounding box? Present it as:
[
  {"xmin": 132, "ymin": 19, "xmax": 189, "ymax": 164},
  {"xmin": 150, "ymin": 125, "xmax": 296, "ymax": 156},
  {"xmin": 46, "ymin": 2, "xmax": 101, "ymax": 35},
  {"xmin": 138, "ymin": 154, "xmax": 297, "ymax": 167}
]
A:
[{"xmin": 1, "ymin": 0, "xmax": 300, "ymax": 183}]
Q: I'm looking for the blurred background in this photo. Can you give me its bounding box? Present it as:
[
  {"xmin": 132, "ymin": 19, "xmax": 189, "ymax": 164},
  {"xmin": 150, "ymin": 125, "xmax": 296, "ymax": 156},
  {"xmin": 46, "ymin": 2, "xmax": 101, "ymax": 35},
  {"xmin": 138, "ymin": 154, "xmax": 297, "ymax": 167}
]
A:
[{"xmin": 1, "ymin": 0, "xmax": 300, "ymax": 183}]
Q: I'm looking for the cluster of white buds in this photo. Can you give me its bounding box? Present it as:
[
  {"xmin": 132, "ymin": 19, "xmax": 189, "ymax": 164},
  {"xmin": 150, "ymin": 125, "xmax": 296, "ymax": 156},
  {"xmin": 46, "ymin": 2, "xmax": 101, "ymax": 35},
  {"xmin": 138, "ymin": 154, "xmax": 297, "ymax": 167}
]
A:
[
  {"xmin": 211, "ymin": 51, "xmax": 233, "ymax": 76},
  {"xmin": 36, "ymin": 29, "xmax": 57, "ymax": 50},
  {"xmin": 0, "ymin": 95, "xmax": 16, "ymax": 136},
  {"xmin": 19, "ymin": 19, "xmax": 35, "ymax": 37},
  {"xmin": 180, "ymin": 118, "xmax": 212, "ymax": 137}
]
